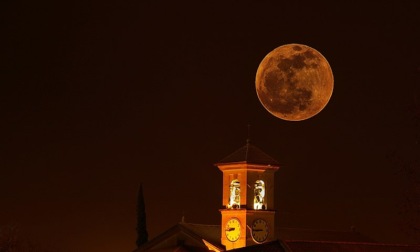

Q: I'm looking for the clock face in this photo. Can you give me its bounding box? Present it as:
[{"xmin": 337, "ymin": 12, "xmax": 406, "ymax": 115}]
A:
[
  {"xmin": 225, "ymin": 218, "xmax": 241, "ymax": 242},
  {"xmin": 251, "ymin": 219, "xmax": 269, "ymax": 243}
]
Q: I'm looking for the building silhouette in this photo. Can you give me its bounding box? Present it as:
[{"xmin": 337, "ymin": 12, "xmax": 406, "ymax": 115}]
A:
[{"xmin": 134, "ymin": 142, "xmax": 420, "ymax": 252}]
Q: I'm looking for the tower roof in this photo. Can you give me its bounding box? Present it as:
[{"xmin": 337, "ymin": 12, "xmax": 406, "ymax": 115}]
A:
[{"xmin": 216, "ymin": 142, "xmax": 279, "ymax": 166}]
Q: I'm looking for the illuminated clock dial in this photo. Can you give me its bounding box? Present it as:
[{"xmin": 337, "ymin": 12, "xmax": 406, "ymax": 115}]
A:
[
  {"xmin": 251, "ymin": 218, "xmax": 269, "ymax": 243},
  {"xmin": 225, "ymin": 218, "xmax": 241, "ymax": 242}
]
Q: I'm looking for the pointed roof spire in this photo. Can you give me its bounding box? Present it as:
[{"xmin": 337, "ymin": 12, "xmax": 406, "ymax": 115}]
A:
[
  {"xmin": 216, "ymin": 126, "xmax": 280, "ymax": 166},
  {"xmin": 217, "ymin": 142, "xmax": 279, "ymax": 166},
  {"xmin": 247, "ymin": 123, "xmax": 251, "ymax": 144},
  {"xmin": 216, "ymin": 125, "xmax": 279, "ymax": 166}
]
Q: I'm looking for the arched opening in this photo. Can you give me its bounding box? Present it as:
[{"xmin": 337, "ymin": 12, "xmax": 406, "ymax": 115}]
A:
[
  {"xmin": 228, "ymin": 180, "xmax": 240, "ymax": 209},
  {"xmin": 254, "ymin": 180, "xmax": 265, "ymax": 210}
]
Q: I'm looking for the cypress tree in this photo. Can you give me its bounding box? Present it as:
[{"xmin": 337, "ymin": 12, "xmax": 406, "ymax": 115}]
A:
[{"xmin": 136, "ymin": 184, "xmax": 148, "ymax": 247}]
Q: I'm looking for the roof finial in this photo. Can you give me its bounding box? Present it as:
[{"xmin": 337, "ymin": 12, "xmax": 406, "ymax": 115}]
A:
[
  {"xmin": 181, "ymin": 210, "xmax": 185, "ymax": 223},
  {"xmin": 247, "ymin": 124, "xmax": 251, "ymax": 144}
]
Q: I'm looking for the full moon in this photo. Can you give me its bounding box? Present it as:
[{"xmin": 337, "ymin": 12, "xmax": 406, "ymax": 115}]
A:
[{"xmin": 255, "ymin": 44, "xmax": 334, "ymax": 121}]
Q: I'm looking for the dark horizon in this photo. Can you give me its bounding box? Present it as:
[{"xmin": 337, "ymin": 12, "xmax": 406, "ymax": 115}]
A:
[{"xmin": 1, "ymin": 1, "xmax": 419, "ymax": 251}]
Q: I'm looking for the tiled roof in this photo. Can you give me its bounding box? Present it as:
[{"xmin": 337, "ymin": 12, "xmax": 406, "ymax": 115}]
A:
[
  {"xmin": 278, "ymin": 227, "xmax": 373, "ymax": 243},
  {"xmin": 231, "ymin": 240, "xmax": 287, "ymax": 252},
  {"xmin": 179, "ymin": 222, "xmax": 221, "ymax": 247},
  {"xmin": 217, "ymin": 142, "xmax": 279, "ymax": 166},
  {"xmin": 134, "ymin": 223, "xmax": 223, "ymax": 252},
  {"xmin": 135, "ymin": 222, "xmax": 420, "ymax": 252}
]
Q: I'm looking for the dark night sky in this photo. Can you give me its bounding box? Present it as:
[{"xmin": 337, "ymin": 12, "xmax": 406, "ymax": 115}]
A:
[{"xmin": 1, "ymin": 1, "xmax": 419, "ymax": 251}]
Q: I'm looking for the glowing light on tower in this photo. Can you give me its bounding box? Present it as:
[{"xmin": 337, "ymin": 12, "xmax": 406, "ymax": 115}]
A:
[
  {"xmin": 253, "ymin": 180, "xmax": 265, "ymax": 210},
  {"xmin": 228, "ymin": 180, "xmax": 240, "ymax": 209}
]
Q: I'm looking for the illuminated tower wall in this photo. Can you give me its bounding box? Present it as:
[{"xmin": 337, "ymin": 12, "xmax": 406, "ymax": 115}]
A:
[{"xmin": 216, "ymin": 143, "xmax": 279, "ymax": 250}]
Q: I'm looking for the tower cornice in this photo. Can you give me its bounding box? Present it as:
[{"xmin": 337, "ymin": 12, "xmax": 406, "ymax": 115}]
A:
[{"xmin": 216, "ymin": 163, "xmax": 279, "ymax": 172}]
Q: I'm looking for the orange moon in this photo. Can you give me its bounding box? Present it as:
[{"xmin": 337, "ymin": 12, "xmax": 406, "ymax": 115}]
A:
[{"xmin": 255, "ymin": 44, "xmax": 334, "ymax": 121}]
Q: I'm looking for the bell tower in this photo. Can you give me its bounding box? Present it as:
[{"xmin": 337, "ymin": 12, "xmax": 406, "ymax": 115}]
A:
[{"xmin": 216, "ymin": 141, "xmax": 279, "ymax": 250}]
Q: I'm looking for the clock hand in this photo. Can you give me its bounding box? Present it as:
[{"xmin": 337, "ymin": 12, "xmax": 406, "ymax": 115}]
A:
[
  {"xmin": 225, "ymin": 227, "xmax": 235, "ymax": 232},
  {"xmin": 252, "ymin": 229, "xmax": 263, "ymax": 232}
]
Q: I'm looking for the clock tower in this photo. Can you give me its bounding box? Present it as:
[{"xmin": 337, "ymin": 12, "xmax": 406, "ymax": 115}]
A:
[{"xmin": 216, "ymin": 141, "xmax": 279, "ymax": 250}]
